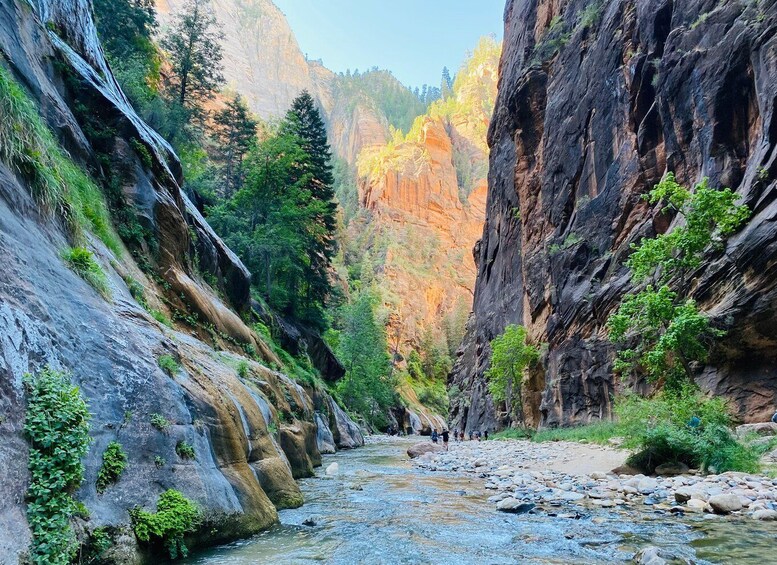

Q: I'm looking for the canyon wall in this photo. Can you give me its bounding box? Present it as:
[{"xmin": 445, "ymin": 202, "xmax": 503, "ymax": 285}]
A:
[
  {"xmin": 451, "ymin": 0, "xmax": 777, "ymax": 433},
  {"xmin": 0, "ymin": 0, "xmax": 361, "ymax": 560}
]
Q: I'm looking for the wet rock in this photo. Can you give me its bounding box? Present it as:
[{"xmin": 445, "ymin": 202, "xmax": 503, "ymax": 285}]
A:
[
  {"xmin": 496, "ymin": 498, "xmax": 535, "ymax": 514},
  {"xmin": 302, "ymin": 516, "xmax": 319, "ymax": 527},
  {"xmin": 637, "ymin": 478, "xmax": 659, "ymax": 495},
  {"xmin": 685, "ymin": 499, "xmax": 709, "ymax": 513},
  {"xmin": 407, "ymin": 443, "xmax": 443, "ymax": 459},
  {"xmin": 752, "ymin": 509, "xmax": 777, "ymax": 521},
  {"xmin": 708, "ymin": 494, "xmax": 743, "ymax": 514},
  {"xmin": 326, "ymin": 462, "xmax": 339, "ymax": 476},
  {"xmin": 635, "ymin": 546, "xmax": 667, "ymax": 565}
]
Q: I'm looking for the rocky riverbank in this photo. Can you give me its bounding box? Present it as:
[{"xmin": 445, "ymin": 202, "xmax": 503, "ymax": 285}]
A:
[{"xmin": 413, "ymin": 439, "xmax": 777, "ymax": 523}]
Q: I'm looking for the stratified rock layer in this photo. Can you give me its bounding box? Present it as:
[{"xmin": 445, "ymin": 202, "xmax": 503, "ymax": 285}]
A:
[{"xmin": 451, "ymin": 0, "xmax": 777, "ymax": 433}]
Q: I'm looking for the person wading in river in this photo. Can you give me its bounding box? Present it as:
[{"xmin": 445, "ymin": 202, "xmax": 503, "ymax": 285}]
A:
[
  {"xmin": 442, "ymin": 429, "xmax": 450, "ymax": 451},
  {"xmin": 431, "ymin": 429, "xmax": 439, "ymax": 443}
]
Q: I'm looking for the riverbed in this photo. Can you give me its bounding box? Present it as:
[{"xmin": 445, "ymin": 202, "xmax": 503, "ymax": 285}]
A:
[{"xmin": 187, "ymin": 438, "xmax": 775, "ymax": 564}]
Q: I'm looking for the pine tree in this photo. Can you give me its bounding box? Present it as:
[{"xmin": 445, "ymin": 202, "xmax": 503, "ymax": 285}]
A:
[
  {"xmin": 441, "ymin": 66, "xmax": 453, "ymax": 99},
  {"xmin": 212, "ymin": 94, "xmax": 257, "ymax": 196},
  {"xmin": 282, "ymin": 91, "xmax": 337, "ymax": 313},
  {"xmin": 161, "ymin": 0, "xmax": 224, "ymax": 111},
  {"xmin": 93, "ymin": 0, "xmax": 157, "ymax": 61}
]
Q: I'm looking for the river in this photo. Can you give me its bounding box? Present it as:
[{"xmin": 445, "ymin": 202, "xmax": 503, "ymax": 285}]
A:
[{"xmin": 187, "ymin": 438, "xmax": 776, "ymax": 564}]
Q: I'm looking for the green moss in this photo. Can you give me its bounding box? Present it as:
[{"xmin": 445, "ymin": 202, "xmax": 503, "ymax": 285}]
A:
[
  {"xmin": 62, "ymin": 246, "xmax": 111, "ymax": 298},
  {"xmin": 129, "ymin": 137, "xmax": 153, "ymax": 169},
  {"xmin": 0, "ymin": 65, "xmax": 121, "ymax": 255},
  {"xmin": 23, "ymin": 367, "xmax": 92, "ymax": 564},
  {"xmin": 154, "ymin": 456, "xmax": 166, "ymax": 468},
  {"xmin": 130, "ymin": 489, "xmax": 200, "ymax": 560},
  {"xmin": 96, "ymin": 441, "xmax": 127, "ymax": 493},
  {"xmin": 158, "ymin": 354, "xmax": 180, "ymax": 376},
  {"xmin": 175, "ymin": 441, "xmax": 195, "ymax": 460}
]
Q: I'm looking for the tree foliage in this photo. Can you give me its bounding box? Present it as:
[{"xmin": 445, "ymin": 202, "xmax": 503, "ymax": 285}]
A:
[
  {"xmin": 485, "ymin": 325, "xmax": 540, "ymax": 423},
  {"xmin": 335, "ymin": 291, "xmax": 396, "ymax": 428},
  {"xmin": 161, "ymin": 0, "xmax": 224, "ymax": 111},
  {"xmin": 130, "ymin": 489, "xmax": 200, "ymax": 559},
  {"xmin": 211, "ymin": 94, "xmax": 258, "ymax": 197},
  {"xmin": 608, "ymin": 173, "xmax": 750, "ymax": 388}
]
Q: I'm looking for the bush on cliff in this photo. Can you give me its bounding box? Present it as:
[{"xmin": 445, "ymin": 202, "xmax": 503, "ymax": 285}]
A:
[
  {"xmin": 24, "ymin": 367, "xmax": 92, "ymax": 565},
  {"xmin": 130, "ymin": 489, "xmax": 200, "ymax": 559}
]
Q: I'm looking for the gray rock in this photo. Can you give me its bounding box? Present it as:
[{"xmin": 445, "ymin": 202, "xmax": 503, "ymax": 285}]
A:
[
  {"xmin": 654, "ymin": 462, "xmax": 690, "ymax": 477},
  {"xmin": 407, "ymin": 443, "xmax": 443, "ymax": 459},
  {"xmin": 752, "ymin": 509, "xmax": 777, "ymax": 521},
  {"xmin": 708, "ymin": 494, "xmax": 743, "ymax": 514},
  {"xmin": 496, "ymin": 498, "xmax": 535, "ymax": 514}
]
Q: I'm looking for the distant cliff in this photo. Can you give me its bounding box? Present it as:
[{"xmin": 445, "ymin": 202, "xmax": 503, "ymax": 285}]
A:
[{"xmin": 450, "ymin": 0, "xmax": 777, "ymax": 433}]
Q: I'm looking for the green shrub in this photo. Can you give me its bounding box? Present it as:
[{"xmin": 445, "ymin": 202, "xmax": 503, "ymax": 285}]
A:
[
  {"xmin": 158, "ymin": 355, "xmax": 180, "ymax": 376},
  {"xmin": 23, "ymin": 367, "xmax": 92, "ymax": 564},
  {"xmin": 616, "ymin": 386, "xmax": 761, "ymax": 474},
  {"xmin": 532, "ymin": 421, "xmax": 623, "ymax": 444},
  {"xmin": 237, "ymin": 360, "xmax": 249, "ymax": 379},
  {"xmin": 130, "ymin": 489, "xmax": 200, "ymax": 559},
  {"xmin": 154, "ymin": 456, "xmax": 166, "ymax": 469},
  {"xmin": 149, "ymin": 309, "xmax": 173, "ymax": 328},
  {"xmin": 150, "ymin": 413, "xmax": 170, "ymax": 431},
  {"xmin": 62, "ymin": 247, "xmax": 111, "ymax": 298},
  {"xmin": 175, "ymin": 441, "xmax": 195, "ymax": 460},
  {"xmin": 492, "ymin": 427, "xmax": 533, "ymax": 440},
  {"xmin": 124, "ymin": 276, "xmax": 147, "ymax": 307},
  {"xmin": 0, "ymin": 66, "xmax": 120, "ymax": 254},
  {"xmin": 96, "ymin": 441, "xmax": 127, "ymax": 493}
]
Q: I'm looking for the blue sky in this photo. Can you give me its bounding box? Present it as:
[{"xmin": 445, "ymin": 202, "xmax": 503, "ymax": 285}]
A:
[{"xmin": 273, "ymin": 0, "xmax": 505, "ymax": 89}]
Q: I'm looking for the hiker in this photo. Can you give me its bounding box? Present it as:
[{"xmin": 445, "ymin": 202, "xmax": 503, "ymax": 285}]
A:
[
  {"xmin": 431, "ymin": 429, "xmax": 439, "ymax": 443},
  {"xmin": 469, "ymin": 431, "xmax": 474, "ymax": 441},
  {"xmin": 460, "ymin": 431, "xmax": 465, "ymax": 441},
  {"xmin": 442, "ymin": 429, "xmax": 450, "ymax": 450},
  {"xmin": 484, "ymin": 430, "xmax": 489, "ymax": 441},
  {"xmin": 772, "ymin": 411, "xmax": 777, "ymax": 424},
  {"xmin": 453, "ymin": 428, "xmax": 459, "ymax": 442}
]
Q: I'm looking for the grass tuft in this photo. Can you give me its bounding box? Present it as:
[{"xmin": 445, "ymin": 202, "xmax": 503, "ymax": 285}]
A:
[{"xmin": 62, "ymin": 246, "xmax": 111, "ymax": 298}]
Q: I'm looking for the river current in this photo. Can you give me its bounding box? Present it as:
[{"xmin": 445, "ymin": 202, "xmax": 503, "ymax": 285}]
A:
[{"xmin": 187, "ymin": 438, "xmax": 775, "ymax": 564}]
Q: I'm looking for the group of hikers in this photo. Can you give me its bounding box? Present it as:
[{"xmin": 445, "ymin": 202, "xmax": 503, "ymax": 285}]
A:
[{"xmin": 431, "ymin": 427, "xmax": 488, "ymax": 450}]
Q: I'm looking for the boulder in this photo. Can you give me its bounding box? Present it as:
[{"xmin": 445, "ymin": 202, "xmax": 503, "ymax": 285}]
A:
[
  {"xmin": 325, "ymin": 462, "xmax": 339, "ymax": 476},
  {"xmin": 635, "ymin": 546, "xmax": 667, "ymax": 565},
  {"xmin": 686, "ymin": 499, "xmax": 710, "ymax": 512},
  {"xmin": 708, "ymin": 494, "xmax": 743, "ymax": 514},
  {"xmin": 496, "ymin": 498, "xmax": 535, "ymax": 514},
  {"xmin": 735, "ymin": 423, "xmax": 777, "ymax": 438},
  {"xmin": 752, "ymin": 509, "xmax": 777, "ymax": 521},
  {"xmin": 407, "ymin": 442, "xmax": 443, "ymax": 459},
  {"xmin": 654, "ymin": 462, "xmax": 690, "ymax": 477}
]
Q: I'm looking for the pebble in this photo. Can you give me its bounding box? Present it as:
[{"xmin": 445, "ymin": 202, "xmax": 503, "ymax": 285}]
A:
[{"xmin": 411, "ymin": 438, "xmax": 777, "ymax": 523}]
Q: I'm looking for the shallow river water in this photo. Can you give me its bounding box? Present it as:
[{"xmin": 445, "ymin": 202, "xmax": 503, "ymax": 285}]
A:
[{"xmin": 187, "ymin": 439, "xmax": 776, "ymax": 564}]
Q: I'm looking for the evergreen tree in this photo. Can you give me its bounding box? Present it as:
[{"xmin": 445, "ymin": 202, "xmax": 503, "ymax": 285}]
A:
[
  {"xmin": 161, "ymin": 0, "xmax": 224, "ymax": 111},
  {"xmin": 282, "ymin": 91, "xmax": 337, "ymax": 311},
  {"xmin": 441, "ymin": 66, "xmax": 453, "ymax": 99},
  {"xmin": 93, "ymin": 0, "xmax": 157, "ymax": 62},
  {"xmin": 212, "ymin": 94, "xmax": 258, "ymax": 197}
]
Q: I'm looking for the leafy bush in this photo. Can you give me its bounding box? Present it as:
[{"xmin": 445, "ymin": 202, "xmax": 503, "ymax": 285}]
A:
[
  {"xmin": 237, "ymin": 360, "xmax": 249, "ymax": 378},
  {"xmin": 150, "ymin": 413, "xmax": 170, "ymax": 431},
  {"xmin": 532, "ymin": 421, "xmax": 623, "ymax": 444},
  {"xmin": 96, "ymin": 441, "xmax": 127, "ymax": 493},
  {"xmin": 616, "ymin": 386, "xmax": 761, "ymax": 473},
  {"xmin": 62, "ymin": 247, "xmax": 111, "ymax": 298},
  {"xmin": 24, "ymin": 367, "xmax": 92, "ymax": 564},
  {"xmin": 175, "ymin": 441, "xmax": 195, "ymax": 460},
  {"xmin": 154, "ymin": 456, "xmax": 166, "ymax": 468},
  {"xmin": 130, "ymin": 489, "xmax": 200, "ymax": 559},
  {"xmin": 158, "ymin": 354, "xmax": 180, "ymax": 376},
  {"xmin": 124, "ymin": 276, "xmax": 147, "ymax": 307}
]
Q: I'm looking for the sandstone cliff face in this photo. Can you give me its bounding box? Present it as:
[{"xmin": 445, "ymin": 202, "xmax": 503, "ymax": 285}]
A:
[
  {"xmin": 0, "ymin": 0, "xmax": 361, "ymax": 560},
  {"xmin": 450, "ymin": 0, "xmax": 777, "ymax": 433},
  {"xmin": 156, "ymin": 0, "xmax": 332, "ymax": 119}
]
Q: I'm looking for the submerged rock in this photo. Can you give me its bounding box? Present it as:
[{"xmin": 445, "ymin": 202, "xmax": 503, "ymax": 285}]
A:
[
  {"xmin": 496, "ymin": 498, "xmax": 535, "ymax": 514},
  {"xmin": 407, "ymin": 443, "xmax": 443, "ymax": 459}
]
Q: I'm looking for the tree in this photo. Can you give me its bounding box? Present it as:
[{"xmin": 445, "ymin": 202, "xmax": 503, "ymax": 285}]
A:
[
  {"xmin": 207, "ymin": 131, "xmax": 327, "ymax": 320},
  {"xmin": 336, "ymin": 291, "xmax": 396, "ymax": 428},
  {"xmin": 441, "ymin": 66, "xmax": 453, "ymax": 99},
  {"xmin": 282, "ymin": 91, "xmax": 337, "ymax": 312},
  {"xmin": 93, "ymin": 0, "xmax": 157, "ymax": 62},
  {"xmin": 161, "ymin": 0, "xmax": 224, "ymax": 111},
  {"xmin": 484, "ymin": 325, "xmax": 540, "ymax": 424},
  {"xmin": 608, "ymin": 173, "xmax": 750, "ymax": 389},
  {"xmin": 212, "ymin": 94, "xmax": 257, "ymax": 197}
]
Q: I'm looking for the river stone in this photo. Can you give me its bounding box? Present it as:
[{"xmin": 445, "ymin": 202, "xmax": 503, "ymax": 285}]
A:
[
  {"xmin": 685, "ymin": 499, "xmax": 708, "ymax": 513},
  {"xmin": 654, "ymin": 462, "xmax": 690, "ymax": 476},
  {"xmin": 326, "ymin": 462, "xmax": 339, "ymax": 476},
  {"xmin": 735, "ymin": 423, "xmax": 777, "ymax": 438},
  {"xmin": 752, "ymin": 509, "xmax": 777, "ymax": 521},
  {"xmin": 407, "ymin": 443, "xmax": 443, "ymax": 458},
  {"xmin": 709, "ymin": 494, "xmax": 743, "ymax": 514},
  {"xmin": 637, "ymin": 478, "xmax": 659, "ymax": 494},
  {"xmin": 496, "ymin": 498, "xmax": 535, "ymax": 513},
  {"xmin": 590, "ymin": 471, "xmax": 608, "ymax": 480},
  {"xmin": 635, "ymin": 546, "xmax": 666, "ymax": 565}
]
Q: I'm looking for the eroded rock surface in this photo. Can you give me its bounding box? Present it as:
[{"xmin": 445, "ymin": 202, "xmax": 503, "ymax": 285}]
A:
[{"xmin": 451, "ymin": 0, "xmax": 777, "ymax": 432}]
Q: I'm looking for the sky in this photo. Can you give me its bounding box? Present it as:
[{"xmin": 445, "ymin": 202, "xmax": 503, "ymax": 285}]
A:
[{"xmin": 273, "ymin": 0, "xmax": 505, "ymax": 89}]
